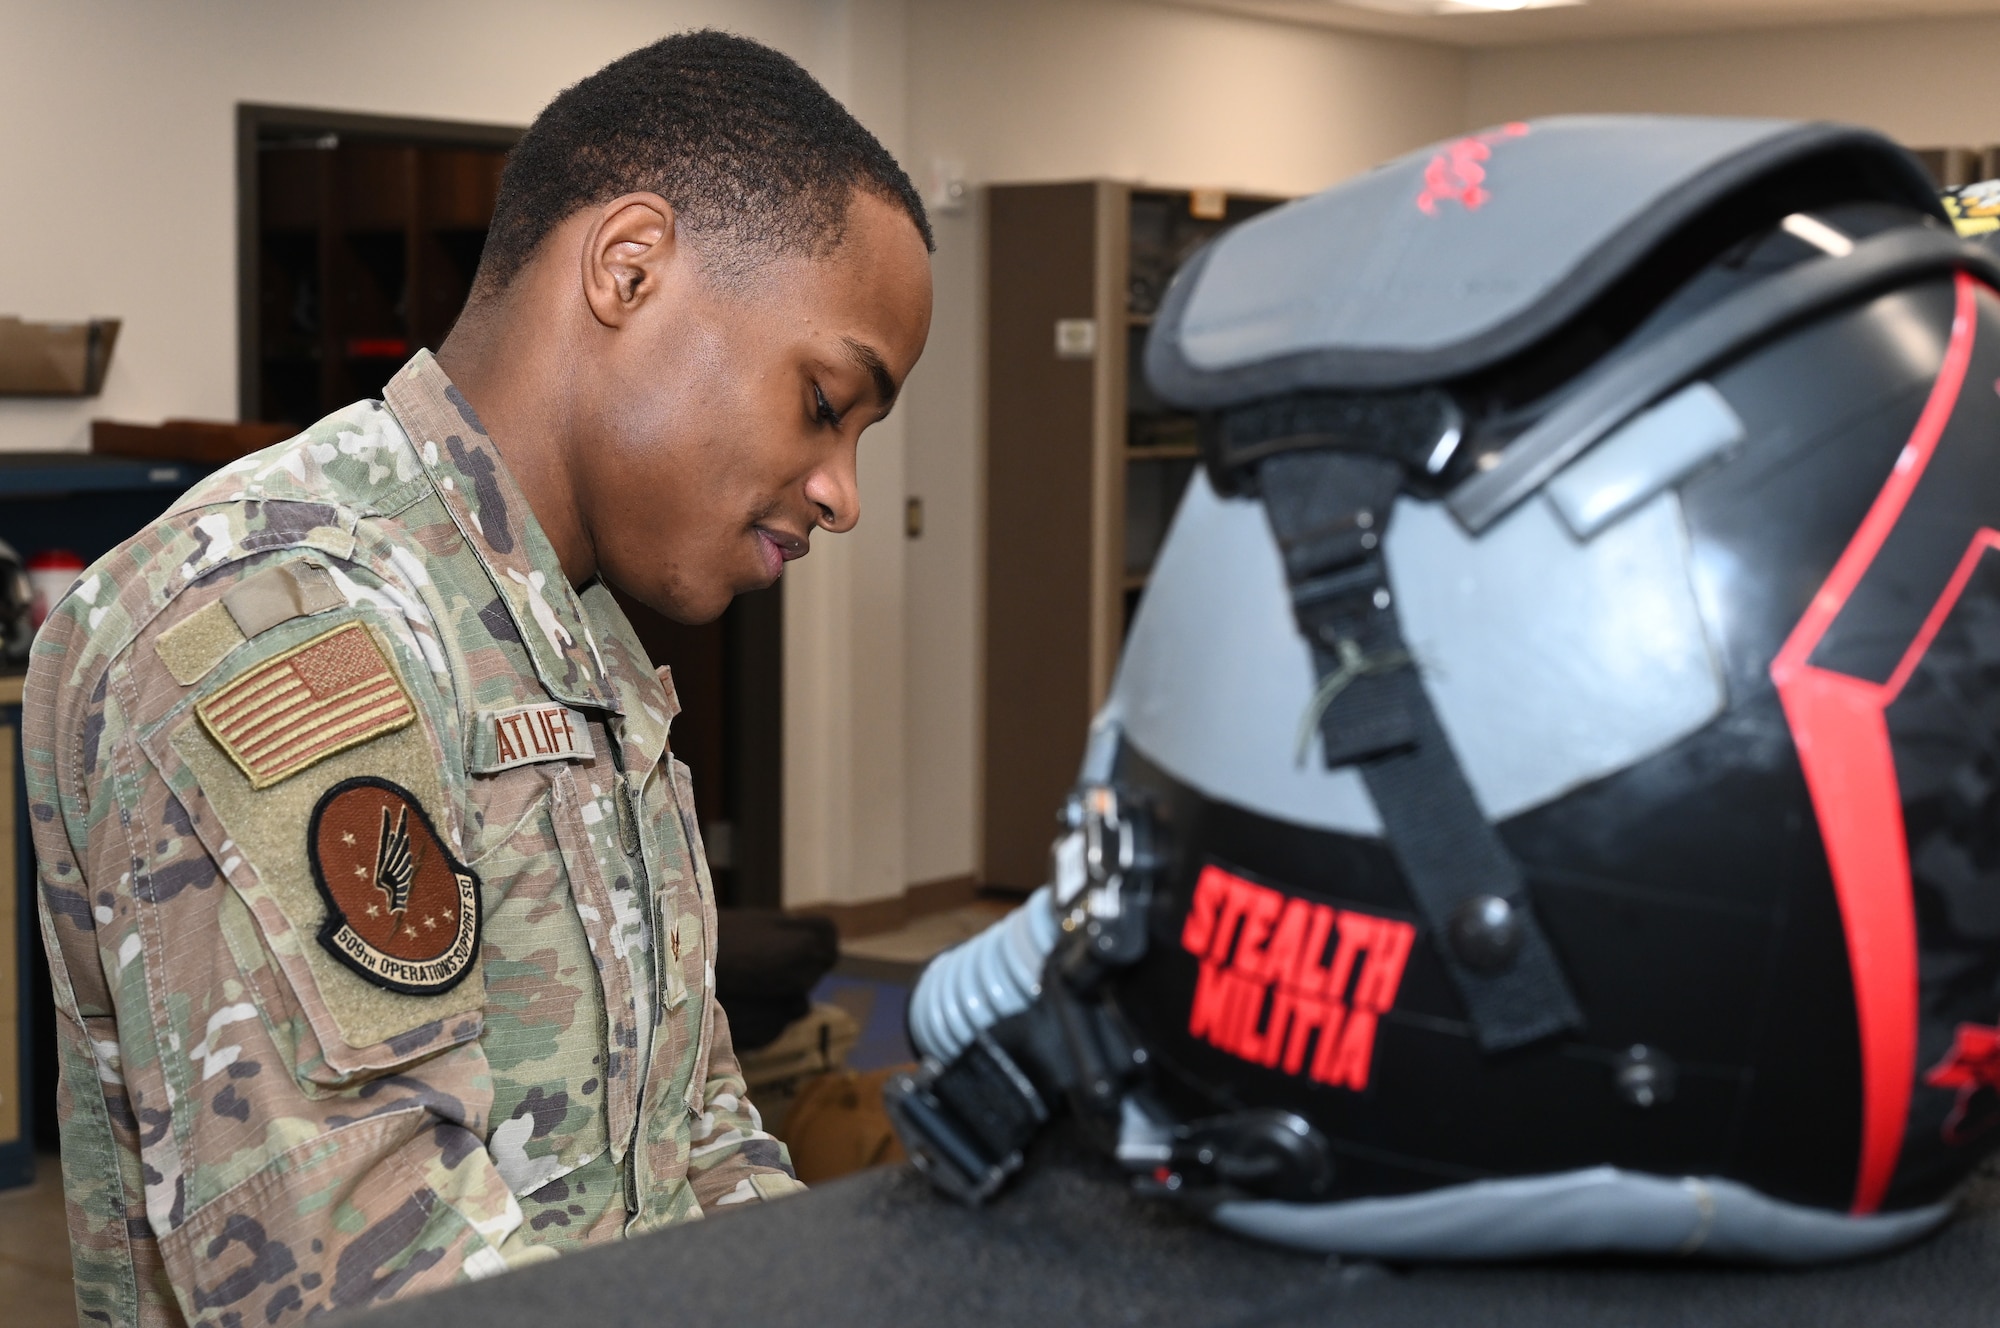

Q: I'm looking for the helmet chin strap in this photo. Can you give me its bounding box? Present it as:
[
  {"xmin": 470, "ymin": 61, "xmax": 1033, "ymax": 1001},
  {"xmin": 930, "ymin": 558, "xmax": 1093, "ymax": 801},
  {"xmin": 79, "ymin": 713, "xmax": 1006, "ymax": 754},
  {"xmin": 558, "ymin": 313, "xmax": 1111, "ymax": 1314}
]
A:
[
  {"xmin": 1241, "ymin": 426, "xmax": 1582, "ymax": 1053},
  {"xmin": 888, "ymin": 786, "xmax": 1342, "ymax": 1208}
]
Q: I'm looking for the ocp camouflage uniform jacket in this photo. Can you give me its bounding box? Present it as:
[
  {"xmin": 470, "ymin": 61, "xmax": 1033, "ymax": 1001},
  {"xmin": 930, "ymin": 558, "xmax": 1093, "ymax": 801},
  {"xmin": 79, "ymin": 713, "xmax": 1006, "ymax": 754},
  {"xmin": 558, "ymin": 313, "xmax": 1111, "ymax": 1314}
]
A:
[{"xmin": 25, "ymin": 351, "xmax": 804, "ymax": 1328}]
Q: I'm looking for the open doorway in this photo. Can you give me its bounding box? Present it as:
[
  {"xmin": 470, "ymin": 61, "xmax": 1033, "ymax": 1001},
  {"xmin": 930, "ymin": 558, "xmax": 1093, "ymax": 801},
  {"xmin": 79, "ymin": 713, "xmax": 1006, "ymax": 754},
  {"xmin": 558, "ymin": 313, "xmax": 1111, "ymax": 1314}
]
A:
[
  {"xmin": 236, "ymin": 105, "xmax": 517, "ymax": 425},
  {"xmin": 234, "ymin": 105, "xmax": 784, "ymax": 908}
]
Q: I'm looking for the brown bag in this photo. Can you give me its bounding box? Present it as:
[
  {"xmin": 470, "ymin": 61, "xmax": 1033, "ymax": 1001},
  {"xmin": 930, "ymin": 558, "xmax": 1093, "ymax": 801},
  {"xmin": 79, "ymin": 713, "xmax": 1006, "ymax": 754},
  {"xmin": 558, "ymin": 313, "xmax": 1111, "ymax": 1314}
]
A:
[{"xmin": 778, "ymin": 1064, "xmax": 913, "ymax": 1184}]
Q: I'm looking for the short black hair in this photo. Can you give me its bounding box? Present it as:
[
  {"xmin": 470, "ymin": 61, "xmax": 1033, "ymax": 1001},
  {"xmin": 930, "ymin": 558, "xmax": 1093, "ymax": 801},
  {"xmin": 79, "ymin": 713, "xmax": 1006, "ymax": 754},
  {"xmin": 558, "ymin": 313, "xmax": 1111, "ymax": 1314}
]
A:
[{"xmin": 479, "ymin": 30, "xmax": 933, "ymax": 291}]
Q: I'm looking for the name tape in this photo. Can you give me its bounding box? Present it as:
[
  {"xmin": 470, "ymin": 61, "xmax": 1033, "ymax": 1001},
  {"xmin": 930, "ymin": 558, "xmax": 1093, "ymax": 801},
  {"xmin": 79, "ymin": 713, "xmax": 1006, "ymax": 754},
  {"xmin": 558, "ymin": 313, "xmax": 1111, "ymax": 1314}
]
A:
[{"xmin": 479, "ymin": 702, "xmax": 594, "ymax": 772}]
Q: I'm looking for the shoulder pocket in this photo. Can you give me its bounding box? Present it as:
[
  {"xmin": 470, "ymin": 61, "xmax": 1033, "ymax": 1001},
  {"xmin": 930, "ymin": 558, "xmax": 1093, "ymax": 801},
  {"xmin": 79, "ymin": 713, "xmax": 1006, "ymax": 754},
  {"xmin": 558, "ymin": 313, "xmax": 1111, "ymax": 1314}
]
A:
[{"xmin": 134, "ymin": 613, "xmax": 482, "ymax": 1086}]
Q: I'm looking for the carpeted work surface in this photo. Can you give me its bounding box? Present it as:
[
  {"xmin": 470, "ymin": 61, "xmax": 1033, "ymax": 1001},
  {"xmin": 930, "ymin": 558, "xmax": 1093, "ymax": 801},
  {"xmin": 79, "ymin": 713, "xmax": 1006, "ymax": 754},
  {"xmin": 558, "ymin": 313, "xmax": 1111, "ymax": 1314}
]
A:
[{"xmin": 342, "ymin": 1120, "xmax": 2000, "ymax": 1328}]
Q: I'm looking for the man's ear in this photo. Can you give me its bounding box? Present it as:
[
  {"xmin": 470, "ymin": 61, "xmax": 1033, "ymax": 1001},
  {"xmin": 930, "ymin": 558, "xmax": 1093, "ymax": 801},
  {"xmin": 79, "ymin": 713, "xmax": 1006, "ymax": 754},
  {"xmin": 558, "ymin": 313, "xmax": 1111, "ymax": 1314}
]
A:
[{"xmin": 581, "ymin": 193, "xmax": 678, "ymax": 329}]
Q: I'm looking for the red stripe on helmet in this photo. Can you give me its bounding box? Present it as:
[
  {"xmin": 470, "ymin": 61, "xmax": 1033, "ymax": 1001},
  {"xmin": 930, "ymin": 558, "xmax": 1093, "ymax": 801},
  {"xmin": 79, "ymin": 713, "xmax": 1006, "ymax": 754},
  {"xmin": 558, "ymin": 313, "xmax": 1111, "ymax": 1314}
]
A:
[
  {"xmin": 1769, "ymin": 271, "xmax": 1979, "ymax": 1215},
  {"xmin": 1881, "ymin": 527, "xmax": 2000, "ymax": 704}
]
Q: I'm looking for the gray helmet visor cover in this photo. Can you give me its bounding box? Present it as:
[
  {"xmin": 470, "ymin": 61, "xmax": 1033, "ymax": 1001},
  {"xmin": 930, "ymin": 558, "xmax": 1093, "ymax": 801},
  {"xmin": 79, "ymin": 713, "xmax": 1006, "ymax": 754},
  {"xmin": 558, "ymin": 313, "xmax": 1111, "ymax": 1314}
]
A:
[{"xmin": 1143, "ymin": 115, "xmax": 1943, "ymax": 405}]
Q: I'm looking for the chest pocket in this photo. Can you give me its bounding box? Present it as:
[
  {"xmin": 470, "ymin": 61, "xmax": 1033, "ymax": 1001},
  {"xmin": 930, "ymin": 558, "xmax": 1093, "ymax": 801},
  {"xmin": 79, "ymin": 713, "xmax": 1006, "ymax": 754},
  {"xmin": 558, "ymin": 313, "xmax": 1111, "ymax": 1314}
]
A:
[
  {"xmin": 642, "ymin": 755, "xmax": 717, "ymax": 1116},
  {"xmin": 543, "ymin": 762, "xmax": 657, "ymax": 1167},
  {"xmin": 466, "ymin": 770, "xmax": 614, "ymax": 1196}
]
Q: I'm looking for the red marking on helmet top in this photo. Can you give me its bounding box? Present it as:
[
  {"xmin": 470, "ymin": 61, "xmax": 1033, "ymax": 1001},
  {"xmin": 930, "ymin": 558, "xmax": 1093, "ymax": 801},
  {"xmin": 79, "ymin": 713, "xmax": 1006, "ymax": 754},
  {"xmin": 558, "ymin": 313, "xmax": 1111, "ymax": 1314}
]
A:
[{"xmin": 1417, "ymin": 123, "xmax": 1530, "ymax": 216}]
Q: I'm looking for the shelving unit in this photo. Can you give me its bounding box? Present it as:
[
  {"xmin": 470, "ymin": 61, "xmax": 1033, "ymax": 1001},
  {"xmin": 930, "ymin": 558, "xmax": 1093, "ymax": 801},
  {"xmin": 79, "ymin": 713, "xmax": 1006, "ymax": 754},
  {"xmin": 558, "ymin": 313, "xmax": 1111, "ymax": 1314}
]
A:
[
  {"xmin": 0, "ymin": 454, "xmax": 218, "ymax": 1185},
  {"xmin": 981, "ymin": 181, "xmax": 1282, "ymax": 892},
  {"xmin": 1913, "ymin": 145, "xmax": 2000, "ymax": 186}
]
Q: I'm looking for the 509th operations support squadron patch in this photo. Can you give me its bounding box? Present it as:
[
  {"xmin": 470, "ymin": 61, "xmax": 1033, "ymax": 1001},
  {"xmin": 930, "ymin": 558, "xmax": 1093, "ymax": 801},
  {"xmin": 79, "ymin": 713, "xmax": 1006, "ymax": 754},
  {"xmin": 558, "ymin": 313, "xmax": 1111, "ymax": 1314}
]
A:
[{"xmin": 309, "ymin": 777, "xmax": 482, "ymax": 994}]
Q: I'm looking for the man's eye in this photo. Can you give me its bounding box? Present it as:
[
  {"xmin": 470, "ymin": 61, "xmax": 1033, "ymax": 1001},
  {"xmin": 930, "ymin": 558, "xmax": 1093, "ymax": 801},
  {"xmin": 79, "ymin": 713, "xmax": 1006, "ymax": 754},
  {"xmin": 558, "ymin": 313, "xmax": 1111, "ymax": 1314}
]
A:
[{"xmin": 813, "ymin": 385, "xmax": 844, "ymax": 428}]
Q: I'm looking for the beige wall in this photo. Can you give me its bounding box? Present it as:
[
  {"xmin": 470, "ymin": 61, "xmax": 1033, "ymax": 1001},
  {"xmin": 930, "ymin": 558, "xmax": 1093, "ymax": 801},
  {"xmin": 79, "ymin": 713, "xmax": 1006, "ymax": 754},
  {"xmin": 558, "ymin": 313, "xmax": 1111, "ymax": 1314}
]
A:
[
  {"xmin": 0, "ymin": 0, "xmax": 828, "ymax": 454},
  {"xmin": 782, "ymin": 0, "xmax": 916, "ymax": 910},
  {"xmin": 0, "ymin": 0, "xmax": 927, "ymax": 912},
  {"xmin": 0, "ymin": 0, "xmax": 930, "ymax": 912},
  {"xmin": 1467, "ymin": 14, "xmax": 2000, "ymax": 146},
  {"xmin": 897, "ymin": 0, "xmax": 1467, "ymax": 891}
]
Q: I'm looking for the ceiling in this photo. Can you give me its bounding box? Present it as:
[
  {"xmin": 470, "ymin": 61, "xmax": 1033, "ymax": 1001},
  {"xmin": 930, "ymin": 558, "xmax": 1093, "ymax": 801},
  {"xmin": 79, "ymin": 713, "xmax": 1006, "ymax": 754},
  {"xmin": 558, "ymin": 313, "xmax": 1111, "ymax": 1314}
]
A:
[{"xmin": 1153, "ymin": 0, "xmax": 2000, "ymax": 46}]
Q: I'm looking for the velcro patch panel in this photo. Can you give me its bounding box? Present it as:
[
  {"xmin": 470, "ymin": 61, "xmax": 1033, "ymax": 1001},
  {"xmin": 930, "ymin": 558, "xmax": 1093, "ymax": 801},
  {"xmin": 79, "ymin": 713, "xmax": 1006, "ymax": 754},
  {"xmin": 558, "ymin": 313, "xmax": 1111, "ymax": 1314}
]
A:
[{"xmin": 224, "ymin": 559, "xmax": 344, "ymax": 638}]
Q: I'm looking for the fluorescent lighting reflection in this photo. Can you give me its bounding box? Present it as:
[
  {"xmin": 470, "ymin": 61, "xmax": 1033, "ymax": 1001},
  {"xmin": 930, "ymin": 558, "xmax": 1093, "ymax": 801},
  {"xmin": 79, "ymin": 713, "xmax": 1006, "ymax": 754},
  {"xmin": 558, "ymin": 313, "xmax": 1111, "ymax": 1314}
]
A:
[
  {"xmin": 1439, "ymin": 0, "xmax": 1583, "ymax": 10},
  {"xmin": 1342, "ymin": 0, "xmax": 1584, "ymax": 13}
]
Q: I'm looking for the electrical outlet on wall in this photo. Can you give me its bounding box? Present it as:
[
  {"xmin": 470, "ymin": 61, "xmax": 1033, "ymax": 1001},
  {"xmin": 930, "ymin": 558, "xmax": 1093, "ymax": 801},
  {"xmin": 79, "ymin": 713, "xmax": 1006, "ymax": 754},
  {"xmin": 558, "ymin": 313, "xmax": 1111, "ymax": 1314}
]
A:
[
  {"xmin": 1054, "ymin": 318, "xmax": 1097, "ymax": 360},
  {"xmin": 927, "ymin": 158, "xmax": 968, "ymax": 215}
]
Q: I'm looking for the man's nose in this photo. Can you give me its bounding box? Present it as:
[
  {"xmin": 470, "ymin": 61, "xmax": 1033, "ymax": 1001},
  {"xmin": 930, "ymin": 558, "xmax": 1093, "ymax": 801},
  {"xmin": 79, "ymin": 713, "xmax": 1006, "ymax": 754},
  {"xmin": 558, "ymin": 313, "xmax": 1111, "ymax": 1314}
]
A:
[{"xmin": 805, "ymin": 442, "xmax": 861, "ymax": 534}]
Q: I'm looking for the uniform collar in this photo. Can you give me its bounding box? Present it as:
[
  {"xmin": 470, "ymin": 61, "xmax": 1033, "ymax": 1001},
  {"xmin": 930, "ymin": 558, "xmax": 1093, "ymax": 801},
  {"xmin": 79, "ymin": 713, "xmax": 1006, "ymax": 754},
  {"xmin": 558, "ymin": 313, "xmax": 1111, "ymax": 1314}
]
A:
[{"xmin": 382, "ymin": 351, "xmax": 616, "ymax": 712}]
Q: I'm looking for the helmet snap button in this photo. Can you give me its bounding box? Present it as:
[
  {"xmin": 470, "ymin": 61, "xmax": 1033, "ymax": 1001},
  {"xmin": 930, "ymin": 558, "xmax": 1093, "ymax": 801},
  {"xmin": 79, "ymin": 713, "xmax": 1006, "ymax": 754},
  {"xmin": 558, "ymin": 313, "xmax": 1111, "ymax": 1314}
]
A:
[
  {"xmin": 1614, "ymin": 1045, "xmax": 1677, "ymax": 1109},
  {"xmin": 1448, "ymin": 894, "xmax": 1522, "ymax": 973}
]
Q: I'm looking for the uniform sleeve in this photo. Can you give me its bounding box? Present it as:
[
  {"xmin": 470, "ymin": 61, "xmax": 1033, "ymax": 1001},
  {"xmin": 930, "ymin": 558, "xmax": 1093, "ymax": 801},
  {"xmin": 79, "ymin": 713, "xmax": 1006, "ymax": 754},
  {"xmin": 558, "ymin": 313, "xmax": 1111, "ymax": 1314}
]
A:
[
  {"xmin": 34, "ymin": 574, "xmax": 556, "ymax": 1328},
  {"xmin": 26, "ymin": 647, "xmax": 170, "ymax": 1328},
  {"xmin": 685, "ymin": 999, "xmax": 808, "ymax": 1210}
]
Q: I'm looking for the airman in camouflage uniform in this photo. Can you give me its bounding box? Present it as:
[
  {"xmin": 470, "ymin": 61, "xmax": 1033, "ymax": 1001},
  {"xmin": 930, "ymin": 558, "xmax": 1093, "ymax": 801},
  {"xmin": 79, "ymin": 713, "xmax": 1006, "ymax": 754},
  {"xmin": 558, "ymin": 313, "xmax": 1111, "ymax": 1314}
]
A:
[{"xmin": 26, "ymin": 350, "xmax": 805, "ymax": 1327}]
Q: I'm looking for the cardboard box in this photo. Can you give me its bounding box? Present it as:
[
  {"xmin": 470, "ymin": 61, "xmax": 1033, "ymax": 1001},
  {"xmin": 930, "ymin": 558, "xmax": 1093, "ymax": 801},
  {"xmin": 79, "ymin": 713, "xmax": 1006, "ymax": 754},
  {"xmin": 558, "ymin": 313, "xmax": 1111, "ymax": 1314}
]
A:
[
  {"xmin": 92, "ymin": 418, "xmax": 296, "ymax": 464},
  {"xmin": 0, "ymin": 316, "xmax": 120, "ymax": 396}
]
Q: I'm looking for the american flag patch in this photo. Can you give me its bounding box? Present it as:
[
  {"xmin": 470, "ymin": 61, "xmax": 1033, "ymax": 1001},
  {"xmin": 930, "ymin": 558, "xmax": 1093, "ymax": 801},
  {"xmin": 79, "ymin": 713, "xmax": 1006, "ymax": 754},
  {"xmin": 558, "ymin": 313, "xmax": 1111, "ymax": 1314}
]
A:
[{"xmin": 197, "ymin": 622, "xmax": 416, "ymax": 789}]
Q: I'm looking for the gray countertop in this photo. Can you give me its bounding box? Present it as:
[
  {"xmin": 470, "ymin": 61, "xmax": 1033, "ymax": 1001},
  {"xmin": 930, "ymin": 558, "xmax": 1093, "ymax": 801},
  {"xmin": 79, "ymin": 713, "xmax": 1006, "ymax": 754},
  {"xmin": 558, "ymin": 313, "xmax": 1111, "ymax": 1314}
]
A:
[{"xmin": 343, "ymin": 1124, "xmax": 2000, "ymax": 1328}]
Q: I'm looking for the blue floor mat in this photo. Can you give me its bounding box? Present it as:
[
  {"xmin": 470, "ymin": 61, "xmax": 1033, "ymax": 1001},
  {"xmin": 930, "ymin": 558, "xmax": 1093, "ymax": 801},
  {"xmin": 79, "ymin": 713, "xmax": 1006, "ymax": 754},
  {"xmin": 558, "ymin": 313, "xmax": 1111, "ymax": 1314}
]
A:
[{"xmin": 812, "ymin": 973, "xmax": 914, "ymax": 1071}]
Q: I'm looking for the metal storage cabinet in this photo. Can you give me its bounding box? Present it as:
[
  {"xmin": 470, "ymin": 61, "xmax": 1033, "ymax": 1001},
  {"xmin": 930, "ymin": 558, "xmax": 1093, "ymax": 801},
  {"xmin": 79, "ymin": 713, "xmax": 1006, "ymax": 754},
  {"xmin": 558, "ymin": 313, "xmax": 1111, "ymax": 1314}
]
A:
[{"xmin": 980, "ymin": 182, "xmax": 1281, "ymax": 893}]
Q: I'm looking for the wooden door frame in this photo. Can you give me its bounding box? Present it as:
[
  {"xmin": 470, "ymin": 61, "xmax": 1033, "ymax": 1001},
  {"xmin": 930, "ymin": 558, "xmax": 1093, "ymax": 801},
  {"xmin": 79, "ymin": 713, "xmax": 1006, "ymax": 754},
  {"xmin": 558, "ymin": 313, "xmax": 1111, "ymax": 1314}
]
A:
[{"xmin": 236, "ymin": 103, "xmax": 523, "ymax": 422}]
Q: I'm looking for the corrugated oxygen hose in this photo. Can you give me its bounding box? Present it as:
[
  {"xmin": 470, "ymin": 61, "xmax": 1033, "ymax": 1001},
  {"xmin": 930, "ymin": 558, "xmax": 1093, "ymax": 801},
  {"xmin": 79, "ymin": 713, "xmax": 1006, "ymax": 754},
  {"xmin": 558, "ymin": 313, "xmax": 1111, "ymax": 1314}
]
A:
[{"xmin": 906, "ymin": 886, "xmax": 1060, "ymax": 1062}]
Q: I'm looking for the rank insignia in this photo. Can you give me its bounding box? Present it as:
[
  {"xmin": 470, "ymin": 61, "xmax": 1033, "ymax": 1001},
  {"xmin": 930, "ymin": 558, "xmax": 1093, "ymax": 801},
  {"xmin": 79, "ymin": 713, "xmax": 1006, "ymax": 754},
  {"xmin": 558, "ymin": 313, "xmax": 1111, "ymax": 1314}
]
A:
[
  {"xmin": 197, "ymin": 621, "xmax": 416, "ymax": 789},
  {"xmin": 309, "ymin": 777, "xmax": 482, "ymax": 994}
]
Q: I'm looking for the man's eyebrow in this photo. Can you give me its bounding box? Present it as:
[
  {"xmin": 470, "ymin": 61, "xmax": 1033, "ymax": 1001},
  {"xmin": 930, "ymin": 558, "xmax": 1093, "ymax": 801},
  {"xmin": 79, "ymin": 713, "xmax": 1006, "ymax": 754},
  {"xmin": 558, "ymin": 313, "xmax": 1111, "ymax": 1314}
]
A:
[{"xmin": 843, "ymin": 337, "xmax": 899, "ymax": 417}]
